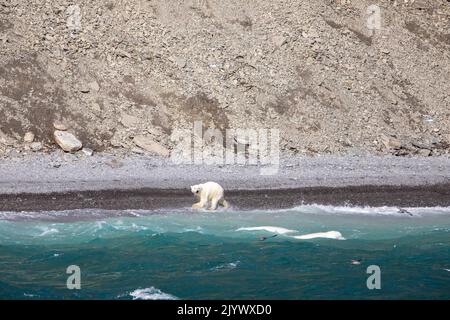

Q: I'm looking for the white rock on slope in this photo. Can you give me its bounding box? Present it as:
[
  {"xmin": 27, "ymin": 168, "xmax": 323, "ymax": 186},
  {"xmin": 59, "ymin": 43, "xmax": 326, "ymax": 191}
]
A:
[
  {"xmin": 23, "ymin": 131, "xmax": 35, "ymax": 143},
  {"xmin": 54, "ymin": 130, "xmax": 82, "ymax": 152}
]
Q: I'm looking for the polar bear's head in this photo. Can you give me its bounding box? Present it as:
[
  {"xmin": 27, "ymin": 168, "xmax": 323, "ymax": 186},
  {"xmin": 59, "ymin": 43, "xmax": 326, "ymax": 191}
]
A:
[{"xmin": 190, "ymin": 184, "xmax": 202, "ymax": 196}]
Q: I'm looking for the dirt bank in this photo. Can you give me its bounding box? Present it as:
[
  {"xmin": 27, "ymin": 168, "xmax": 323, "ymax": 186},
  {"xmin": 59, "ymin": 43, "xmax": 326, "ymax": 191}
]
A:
[{"xmin": 1, "ymin": 0, "xmax": 450, "ymax": 158}]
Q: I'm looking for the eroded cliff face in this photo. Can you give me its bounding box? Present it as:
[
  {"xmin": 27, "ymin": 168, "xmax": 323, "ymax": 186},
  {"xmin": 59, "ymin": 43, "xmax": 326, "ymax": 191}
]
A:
[{"xmin": 1, "ymin": 0, "xmax": 449, "ymax": 157}]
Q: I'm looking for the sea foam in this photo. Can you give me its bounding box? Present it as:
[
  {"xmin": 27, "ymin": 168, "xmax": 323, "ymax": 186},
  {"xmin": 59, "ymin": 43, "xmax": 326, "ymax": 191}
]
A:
[
  {"xmin": 210, "ymin": 261, "xmax": 240, "ymax": 272},
  {"xmin": 282, "ymin": 205, "xmax": 450, "ymax": 217},
  {"xmin": 130, "ymin": 287, "xmax": 178, "ymax": 300},
  {"xmin": 38, "ymin": 227, "xmax": 59, "ymax": 236}
]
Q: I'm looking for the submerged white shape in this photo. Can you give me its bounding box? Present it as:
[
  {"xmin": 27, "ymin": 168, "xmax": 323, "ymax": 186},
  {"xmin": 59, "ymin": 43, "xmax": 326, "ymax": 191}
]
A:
[
  {"xmin": 236, "ymin": 226, "xmax": 298, "ymax": 234},
  {"xmin": 292, "ymin": 231, "xmax": 345, "ymax": 240},
  {"xmin": 130, "ymin": 287, "xmax": 178, "ymax": 300}
]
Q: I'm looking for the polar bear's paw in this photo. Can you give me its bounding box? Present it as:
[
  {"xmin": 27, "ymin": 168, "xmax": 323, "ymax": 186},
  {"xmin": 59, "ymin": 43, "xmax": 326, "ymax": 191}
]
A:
[{"xmin": 191, "ymin": 202, "xmax": 204, "ymax": 209}]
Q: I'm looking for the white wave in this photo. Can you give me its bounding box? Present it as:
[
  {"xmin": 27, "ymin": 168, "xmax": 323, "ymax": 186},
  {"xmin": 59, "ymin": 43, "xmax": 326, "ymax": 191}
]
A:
[
  {"xmin": 109, "ymin": 222, "xmax": 148, "ymax": 231},
  {"xmin": 210, "ymin": 261, "xmax": 240, "ymax": 271},
  {"xmin": 130, "ymin": 287, "xmax": 178, "ymax": 300},
  {"xmin": 2, "ymin": 204, "xmax": 450, "ymax": 223},
  {"xmin": 38, "ymin": 227, "xmax": 59, "ymax": 236},
  {"xmin": 183, "ymin": 226, "xmax": 204, "ymax": 233},
  {"xmin": 131, "ymin": 223, "xmax": 148, "ymax": 231},
  {"xmin": 292, "ymin": 231, "xmax": 345, "ymax": 240},
  {"xmin": 236, "ymin": 226, "xmax": 297, "ymax": 234},
  {"xmin": 94, "ymin": 221, "xmax": 107, "ymax": 231},
  {"xmin": 282, "ymin": 205, "xmax": 450, "ymax": 217},
  {"xmin": 444, "ymin": 269, "xmax": 450, "ymax": 272},
  {"xmin": 127, "ymin": 210, "xmax": 142, "ymax": 217}
]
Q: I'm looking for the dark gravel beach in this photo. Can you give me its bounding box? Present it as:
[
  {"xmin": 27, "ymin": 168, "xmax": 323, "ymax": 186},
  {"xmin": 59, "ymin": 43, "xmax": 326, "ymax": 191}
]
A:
[{"xmin": 1, "ymin": 184, "xmax": 450, "ymax": 212}]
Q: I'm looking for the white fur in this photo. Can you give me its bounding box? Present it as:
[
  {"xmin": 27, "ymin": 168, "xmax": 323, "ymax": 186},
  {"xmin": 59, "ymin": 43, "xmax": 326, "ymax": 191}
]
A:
[{"xmin": 190, "ymin": 181, "xmax": 228, "ymax": 210}]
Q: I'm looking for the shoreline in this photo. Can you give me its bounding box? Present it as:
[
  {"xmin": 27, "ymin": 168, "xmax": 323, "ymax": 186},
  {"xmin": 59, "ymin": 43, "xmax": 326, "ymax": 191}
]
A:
[
  {"xmin": 1, "ymin": 184, "xmax": 450, "ymax": 212},
  {"xmin": 1, "ymin": 153, "xmax": 449, "ymax": 211}
]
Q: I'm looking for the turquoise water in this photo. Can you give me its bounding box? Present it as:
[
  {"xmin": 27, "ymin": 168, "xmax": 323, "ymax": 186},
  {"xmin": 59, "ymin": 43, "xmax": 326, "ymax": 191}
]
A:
[{"xmin": 0, "ymin": 205, "xmax": 449, "ymax": 299}]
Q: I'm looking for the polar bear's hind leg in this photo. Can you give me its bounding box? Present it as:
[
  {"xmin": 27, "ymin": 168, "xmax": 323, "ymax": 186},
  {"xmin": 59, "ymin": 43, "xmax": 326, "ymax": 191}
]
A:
[{"xmin": 219, "ymin": 199, "xmax": 229, "ymax": 208}]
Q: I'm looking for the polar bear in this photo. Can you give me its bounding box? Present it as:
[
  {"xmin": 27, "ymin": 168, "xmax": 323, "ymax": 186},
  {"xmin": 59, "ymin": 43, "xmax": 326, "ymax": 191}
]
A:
[{"xmin": 190, "ymin": 181, "xmax": 229, "ymax": 210}]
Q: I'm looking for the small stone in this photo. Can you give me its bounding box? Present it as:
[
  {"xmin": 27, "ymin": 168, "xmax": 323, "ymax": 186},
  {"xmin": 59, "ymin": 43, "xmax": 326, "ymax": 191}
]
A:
[
  {"xmin": 0, "ymin": 130, "xmax": 14, "ymax": 146},
  {"xmin": 412, "ymin": 141, "xmax": 432, "ymax": 150},
  {"xmin": 54, "ymin": 130, "xmax": 82, "ymax": 152},
  {"xmin": 131, "ymin": 147, "xmax": 144, "ymax": 154},
  {"xmin": 30, "ymin": 141, "xmax": 43, "ymax": 151},
  {"xmin": 380, "ymin": 134, "xmax": 402, "ymax": 150},
  {"xmin": 51, "ymin": 162, "xmax": 61, "ymax": 168},
  {"xmin": 89, "ymin": 81, "xmax": 100, "ymax": 92},
  {"xmin": 110, "ymin": 132, "xmax": 123, "ymax": 147},
  {"xmin": 116, "ymin": 49, "xmax": 131, "ymax": 58},
  {"xmin": 7, "ymin": 149, "xmax": 21, "ymax": 157},
  {"xmin": 63, "ymin": 153, "xmax": 78, "ymax": 162},
  {"xmin": 53, "ymin": 121, "xmax": 68, "ymax": 131},
  {"xmin": 120, "ymin": 114, "xmax": 140, "ymax": 128},
  {"xmin": 133, "ymin": 135, "xmax": 170, "ymax": 157},
  {"xmin": 417, "ymin": 149, "xmax": 431, "ymax": 156},
  {"xmin": 81, "ymin": 147, "xmax": 94, "ymax": 156},
  {"xmin": 272, "ymin": 35, "xmax": 287, "ymax": 47},
  {"xmin": 23, "ymin": 131, "xmax": 35, "ymax": 143},
  {"xmin": 106, "ymin": 158, "xmax": 123, "ymax": 168},
  {"xmin": 174, "ymin": 57, "xmax": 186, "ymax": 68},
  {"xmin": 91, "ymin": 102, "xmax": 101, "ymax": 112}
]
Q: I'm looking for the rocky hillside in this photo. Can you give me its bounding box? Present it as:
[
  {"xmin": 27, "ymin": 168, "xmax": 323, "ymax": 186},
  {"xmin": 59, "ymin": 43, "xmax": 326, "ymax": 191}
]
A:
[{"xmin": 0, "ymin": 0, "xmax": 449, "ymax": 158}]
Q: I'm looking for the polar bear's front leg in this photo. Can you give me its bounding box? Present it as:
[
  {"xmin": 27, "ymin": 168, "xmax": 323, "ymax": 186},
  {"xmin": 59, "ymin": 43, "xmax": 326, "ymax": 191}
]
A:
[
  {"xmin": 192, "ymin": 193, "xmax": 208, "ymax": 209},
  {"xmin": 208, "ymin": 198, "xmax": 219, "ymax": 211},
  {"xmin": 219, "ymin": 199, "xmax": 229, "ymax": 208},
  {"xmin": 192, "ymin": 200, "xmax": 206, "ymax": 209}
]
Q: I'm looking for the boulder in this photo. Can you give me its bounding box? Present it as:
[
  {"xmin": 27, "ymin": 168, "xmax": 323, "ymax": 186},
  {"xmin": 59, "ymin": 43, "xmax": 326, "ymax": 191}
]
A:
[
  {"xmin": 54, "ymin": 130, "xmax": 82, "ymax": 152},
  {"xmin": 133, "ymin": 135, "xmax": 170, "ymax": 157}
]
